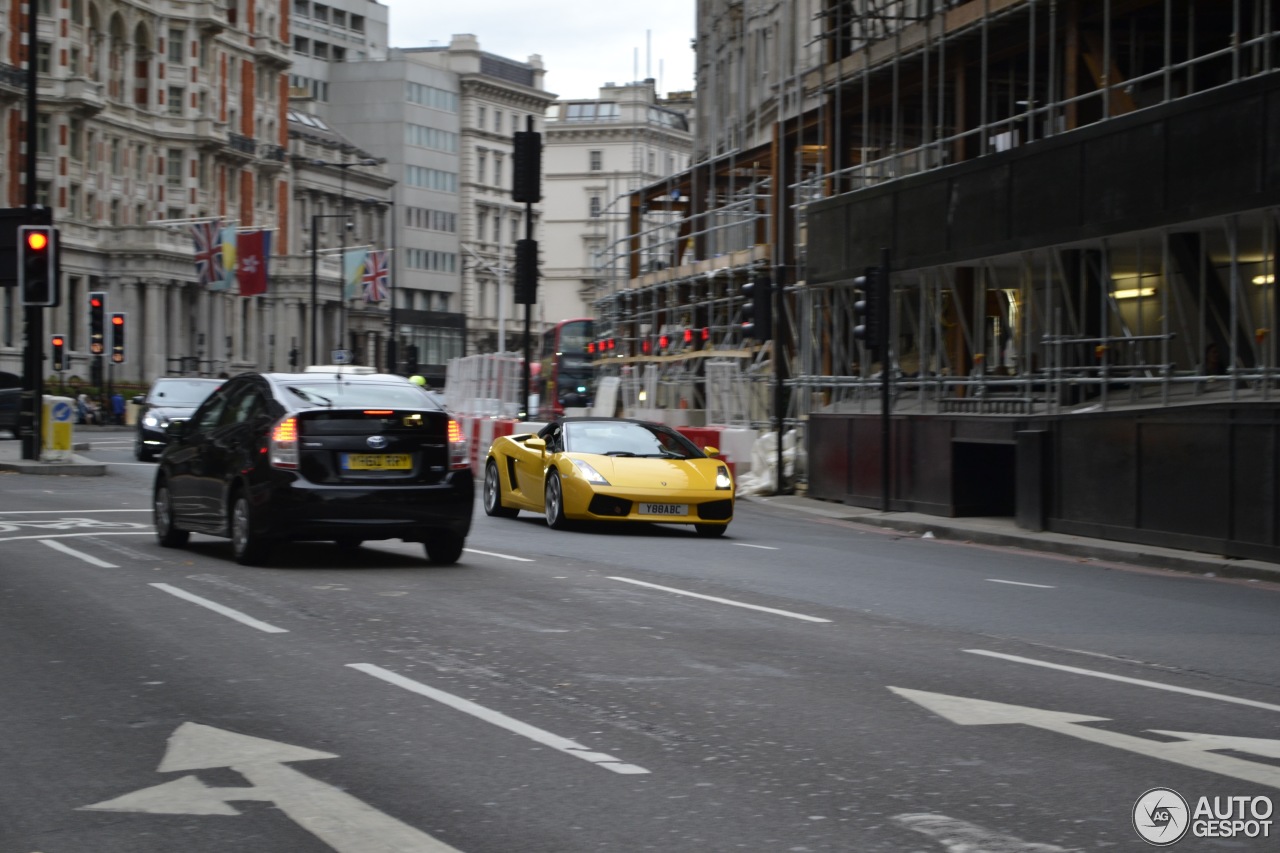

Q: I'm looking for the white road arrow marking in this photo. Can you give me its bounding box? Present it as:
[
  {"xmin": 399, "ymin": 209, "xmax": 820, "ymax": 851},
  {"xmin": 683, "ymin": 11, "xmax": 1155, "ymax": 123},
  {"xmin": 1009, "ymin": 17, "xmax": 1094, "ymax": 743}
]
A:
[
  {"xmin": 890, "ymin": 687, "xmax": 1280, "ymax": 790},
  {"xmin": 81, "ymin": 723, "xmax": 462, "ymax": 853},
  {"xmin": 893, "ymin": 812, "xmax": 1083, "ymax": 853}
]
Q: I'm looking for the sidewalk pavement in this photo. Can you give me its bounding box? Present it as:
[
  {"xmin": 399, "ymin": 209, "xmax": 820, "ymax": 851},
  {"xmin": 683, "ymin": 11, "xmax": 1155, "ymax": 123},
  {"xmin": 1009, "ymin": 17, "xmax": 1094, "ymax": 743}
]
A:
[{"xmin": 3, "ymin": 428, "xmax": 1276, "ymax": 584}]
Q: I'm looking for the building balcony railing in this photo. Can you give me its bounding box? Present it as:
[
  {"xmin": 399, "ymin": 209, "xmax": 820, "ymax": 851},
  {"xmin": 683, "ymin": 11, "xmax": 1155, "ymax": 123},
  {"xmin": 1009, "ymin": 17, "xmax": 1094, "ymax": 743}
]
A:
[
  {"xmin": 226, "ymin": 132, "xmax": 257, "ymax": 163},
  {"xmin": 192, "ymin": 0, "xmax": 228, "ymax": 34},
  {"xmin": 252, "ymin": 36, "xmax": 291, "ymax": 68}
]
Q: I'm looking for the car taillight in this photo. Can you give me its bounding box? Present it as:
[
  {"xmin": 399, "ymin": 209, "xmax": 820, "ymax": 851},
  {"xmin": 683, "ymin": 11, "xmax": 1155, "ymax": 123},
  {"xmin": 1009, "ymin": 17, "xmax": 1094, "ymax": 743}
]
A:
[
  {"xmin": 270, "ymin": 417, "xmax": 299, "ymax": 469},
  {"xmin": 447, "ymin": 419, "xmax": 469, "ymax": 470}
]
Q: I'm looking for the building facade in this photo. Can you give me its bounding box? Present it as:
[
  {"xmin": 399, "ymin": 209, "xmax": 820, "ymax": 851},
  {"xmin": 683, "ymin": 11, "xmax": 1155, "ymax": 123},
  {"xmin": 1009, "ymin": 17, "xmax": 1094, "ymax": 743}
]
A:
[
  {"xmin": 542, "ymin": 80, "xmax": 693, "ymax": 331},
  {"xmin": 403, "ymin": 36, "xmax": 555, "ymax": 357}
]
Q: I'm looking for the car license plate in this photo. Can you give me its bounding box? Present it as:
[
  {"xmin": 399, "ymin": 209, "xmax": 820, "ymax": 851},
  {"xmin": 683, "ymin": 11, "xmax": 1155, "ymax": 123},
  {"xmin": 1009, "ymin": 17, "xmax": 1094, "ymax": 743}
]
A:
[
  {"xmin": 342, "ymin": 453, "xmax": 412, "ymax": 471},
  {"xmin": 640, "ymin": 502, "xmax": 687, "ymax": 516}
]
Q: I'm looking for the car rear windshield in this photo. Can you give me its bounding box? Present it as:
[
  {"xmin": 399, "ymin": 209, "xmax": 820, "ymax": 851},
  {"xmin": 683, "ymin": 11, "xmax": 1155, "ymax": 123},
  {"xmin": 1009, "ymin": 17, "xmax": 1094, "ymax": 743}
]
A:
[
  {"xmin": 283, "ymin": 381, "xmax": 444, "ymax": 410},
  {"xmin": 148, "ymin": 380, "xmax": 220, "ymax": 406},
  {"xmin": 564, "ymin": 421, "xmax": 704, "ymax": 459}
]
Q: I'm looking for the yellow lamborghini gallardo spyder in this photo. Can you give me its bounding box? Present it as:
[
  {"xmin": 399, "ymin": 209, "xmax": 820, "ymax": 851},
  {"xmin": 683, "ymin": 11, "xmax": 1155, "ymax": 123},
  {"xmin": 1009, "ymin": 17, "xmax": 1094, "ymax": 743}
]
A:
[{"xmin": 483, "ymin": 418, "xmax": 735, "ymax": 536}]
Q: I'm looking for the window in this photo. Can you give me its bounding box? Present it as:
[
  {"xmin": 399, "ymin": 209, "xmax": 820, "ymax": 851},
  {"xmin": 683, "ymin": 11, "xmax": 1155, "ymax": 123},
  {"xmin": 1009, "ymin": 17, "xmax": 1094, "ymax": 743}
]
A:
[
  {"xmin": 36, "ymin": 180, "xmax": 51, "ymax": 208},
  {"xmin": 493, "ymin": 153, "xmax": 503, "ymax": 187},
  {"xmin": 477, "ymin": 150, "xmax": 487, "ymax": 185},
  {"xmin": 136, "ymin": 144, "xmax": 148, "ymax": 181},
  {"xmin": 168, "ymin": 86, "xmax": 185, "ymax": 116},
  {"xmin": 69, "ymin": 118, "xmax": 84, "ymax": 160},
  {"xmin": 167, "ymin": 149, "xmax": 184, "ymax": 187},
  {"xmin": 494, "ymin": 110, "xmax": 502, "ymax": 132},
  {"xmin": 37, "ymin": 42, "xmax": 52, "ymax": 74},
  {"xmin": 111, "ymin": 138, "xmax": 122, "ymax": 172},
  {"xmin": 70, "ymin": 46, "xmax": 82, "ymax": 76},
  {"xmin": 589, "ymin": 195, "xmax": 601, "ymax": 218},
  {"xmin": 36, "ymin": 115, "xmax": 51, "ymax": 155},
  {"xmin": 589, "ymin": 150, "xmax": 602, "ymax": 171},
  {"xmin": 168, "ymin": 29, "xmax": 185, "ymax": 64},
  {"xmin": 86, "ymin": 130, "xmax": 97, "ymax": 167}
]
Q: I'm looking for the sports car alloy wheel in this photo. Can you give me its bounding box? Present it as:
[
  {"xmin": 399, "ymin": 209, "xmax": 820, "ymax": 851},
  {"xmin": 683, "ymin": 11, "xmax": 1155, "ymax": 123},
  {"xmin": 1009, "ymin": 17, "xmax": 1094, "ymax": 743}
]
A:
[
  {"xmin": 545, "ymin": 471, "xmax": 569, "ymax": 529},
  {"xmin": 154, "ymin": 482, "xmax": 189, "ymax": 547},
  {"xmin": 231, "ymin": 493, "xmax": 270, "ymax": 566},
  {"xmin": 484, "ymin": 461, "xmax": 519, "ymax": 518}
]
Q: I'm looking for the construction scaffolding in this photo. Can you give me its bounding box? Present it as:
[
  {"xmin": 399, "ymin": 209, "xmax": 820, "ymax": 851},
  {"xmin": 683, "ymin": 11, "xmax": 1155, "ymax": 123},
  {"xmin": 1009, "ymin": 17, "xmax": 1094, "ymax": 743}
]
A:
[{"xmin": 591, "ymin": 0, "xmax": 1280, "ymax": 490}]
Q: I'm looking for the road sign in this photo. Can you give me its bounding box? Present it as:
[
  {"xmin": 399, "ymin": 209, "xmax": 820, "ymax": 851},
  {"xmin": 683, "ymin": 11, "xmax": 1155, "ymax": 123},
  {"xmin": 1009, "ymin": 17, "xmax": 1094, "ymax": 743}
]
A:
[
  {"xmin": 81, "ymin": 722, "xmax": 462, "ymax": 852},
  {"xmin": 331, "ymin": 348, "xmax": 351, "ymax": 364},
  {"xmin": 890, "ymin": 687, "xmax": 1280, "ymax": 789}
]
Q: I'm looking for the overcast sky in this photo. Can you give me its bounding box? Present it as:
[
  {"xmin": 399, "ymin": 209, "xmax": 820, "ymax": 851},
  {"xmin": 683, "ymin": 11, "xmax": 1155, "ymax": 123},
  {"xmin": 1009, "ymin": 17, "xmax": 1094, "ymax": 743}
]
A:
[{"xmin": 380, "ymin": 1, "xmax": 697, "ymax": 101}]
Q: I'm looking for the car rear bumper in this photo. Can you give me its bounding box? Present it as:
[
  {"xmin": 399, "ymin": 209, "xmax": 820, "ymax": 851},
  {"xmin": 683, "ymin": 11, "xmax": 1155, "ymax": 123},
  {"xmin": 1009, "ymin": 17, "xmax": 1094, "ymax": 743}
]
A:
[{"xmin": 255, "ymin": 470, "xmax": 474, "ymax": 542}]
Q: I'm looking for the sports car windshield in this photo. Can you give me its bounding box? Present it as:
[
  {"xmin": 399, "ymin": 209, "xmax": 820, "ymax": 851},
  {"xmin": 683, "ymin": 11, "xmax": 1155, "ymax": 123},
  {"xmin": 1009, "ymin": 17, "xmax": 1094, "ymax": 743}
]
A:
[{"xmin": 563, "ymin": 421, "xmax": 704, "ymax": 459}]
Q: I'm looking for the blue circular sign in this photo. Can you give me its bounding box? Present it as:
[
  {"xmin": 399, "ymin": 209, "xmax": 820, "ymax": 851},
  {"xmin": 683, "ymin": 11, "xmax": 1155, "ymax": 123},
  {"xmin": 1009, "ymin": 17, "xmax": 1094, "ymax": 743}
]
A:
[{"xmin": 52, "ymin": 401, "xmax": 73, "ymax": 422}]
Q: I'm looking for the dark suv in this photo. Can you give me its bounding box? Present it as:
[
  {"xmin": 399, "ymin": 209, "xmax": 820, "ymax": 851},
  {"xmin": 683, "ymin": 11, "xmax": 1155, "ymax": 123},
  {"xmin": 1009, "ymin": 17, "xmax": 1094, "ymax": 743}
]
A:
[
  {"xmin": 134, "ymin": 377, "xmax": 223, "ymax": 460},
  {"xmin": 152, "ymin": 372, "xmax": 473, "ymax": 565}
]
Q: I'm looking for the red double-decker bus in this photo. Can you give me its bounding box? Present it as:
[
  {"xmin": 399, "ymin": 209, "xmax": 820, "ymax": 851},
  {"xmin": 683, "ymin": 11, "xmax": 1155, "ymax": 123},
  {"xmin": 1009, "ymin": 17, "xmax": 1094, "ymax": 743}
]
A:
[{"xmin": 536, "ymin": 318, "xmax": 594, "ymax": 419}]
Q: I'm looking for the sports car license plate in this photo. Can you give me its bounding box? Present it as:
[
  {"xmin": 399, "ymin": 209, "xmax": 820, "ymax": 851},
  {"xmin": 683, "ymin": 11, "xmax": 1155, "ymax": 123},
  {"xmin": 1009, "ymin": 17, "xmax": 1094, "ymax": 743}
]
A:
[
  {"xmin": 640, "ymin": 502, "xmax": 687, "ymax": 516},
  {"xmin": 342, "ymin": 453, "xmax": 412, "ymax": 471}
]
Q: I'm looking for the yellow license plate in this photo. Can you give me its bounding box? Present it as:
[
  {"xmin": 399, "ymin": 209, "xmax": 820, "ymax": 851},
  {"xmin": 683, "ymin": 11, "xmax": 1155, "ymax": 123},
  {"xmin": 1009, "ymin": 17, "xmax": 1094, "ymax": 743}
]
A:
[{"xmin": 343, "ymin": 453, "xmax": 412, "ymax": 471}]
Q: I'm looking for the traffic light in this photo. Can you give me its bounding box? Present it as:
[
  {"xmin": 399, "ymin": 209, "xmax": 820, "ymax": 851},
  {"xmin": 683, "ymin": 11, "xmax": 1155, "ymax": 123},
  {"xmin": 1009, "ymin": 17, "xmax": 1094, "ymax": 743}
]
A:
[
  {"xmin": 51, "ymin": 334, "xmax": 66, "ymax": 371},
  {"xmin": 18, "ymin": 225, "xmax": 57, "ymax": 306},
  {"xmin": 88, "ymin": 291, "xmax": 106, "ymax": 355},
  {"xmin": 405, "ymin": 344, "xmax": 420, "ymax": 375},
  {"xmin": 288, "ymin": 346, "xmax": 299, "ymax": 369},
  {"xmin": 741, "ymin": 272, "xmax": 773, "ymax": 340},
  {"xmin": 514, "ymin": 238, "xmax": 538, "ymax": 304},
  {"xmin": 512, "ymin": 131, "xmax": 542, "ymax": 203},
  {"xmin": 853, "ymin": 265, "xmax": 886, "ymax": 357},
  {"xmin": 109, "ymin": 312, "xmax": 126, "ymax": 364}
]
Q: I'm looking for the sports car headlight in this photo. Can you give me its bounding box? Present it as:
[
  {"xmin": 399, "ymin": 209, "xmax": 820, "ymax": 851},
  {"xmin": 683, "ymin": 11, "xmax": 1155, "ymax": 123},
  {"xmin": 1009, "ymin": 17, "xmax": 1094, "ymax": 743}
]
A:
[
  {"xmin": 571, "ymin": 458, "xmax": 610, "ymax": 485},
  {"xmin": 715, "ymin": 465, "xmax": 732, "ymax": 490}
]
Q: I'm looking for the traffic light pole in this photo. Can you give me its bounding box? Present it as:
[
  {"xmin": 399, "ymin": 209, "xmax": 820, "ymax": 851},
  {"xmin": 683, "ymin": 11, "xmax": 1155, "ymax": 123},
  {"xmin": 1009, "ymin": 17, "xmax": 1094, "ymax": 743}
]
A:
[
  {"xmin": 878, "ymin": 248, "xmax": 891, "ymax": 512},
  {"xmin": 21, "ymin": 1, "xmax": 42, "ymax": 460}
]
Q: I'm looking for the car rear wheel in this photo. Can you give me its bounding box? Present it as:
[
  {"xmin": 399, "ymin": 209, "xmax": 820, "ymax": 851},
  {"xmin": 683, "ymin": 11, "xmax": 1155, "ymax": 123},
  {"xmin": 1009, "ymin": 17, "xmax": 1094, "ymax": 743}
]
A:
[
  {"xmin": 334, "ymin": 537, "xmax": 363, "ymax": 550},
  {"xmin": 545, "ymin": 471, "xmax": 569, "ymax": 530},
  {"xmin": 424, "ymin": 532, "xmax": 465, "ymax": 565},
  {"xmin": 154, "ymin": 480, "xmax": 189, "ymax": 547},
  {"xmin": 483, "ymin": 460, "xmax": 519, "ymax": 518},
  {"xmin": 695, "ymin": 523, "xmax": 728, "ymax": 538},
  {"xmin": 230, "ymin": 492, "xmax": 271, "ymax": 566}
]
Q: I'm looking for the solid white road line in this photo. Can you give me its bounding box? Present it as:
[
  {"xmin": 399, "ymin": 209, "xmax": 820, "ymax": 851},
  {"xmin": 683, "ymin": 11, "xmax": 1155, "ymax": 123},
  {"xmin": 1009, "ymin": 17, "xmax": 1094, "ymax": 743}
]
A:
[
  {"xmin": 0, "ymin": 509, "xmax": 151, "ymax": 514},
  {"xmin": 348, "ymin": 663, "xmax": 650, "ymax": 775},
  {"xmin": 608, "ymin": 576, "xmax": 832, "ymax": 623},
  {"xmin": 966, "ymin": 649, "xmax": 1280, "ymax": 713},
  {"xmin": 893, "ymin": 812, "xmax": 1079, "ymax": 852},
  {"xmin": 0, "ymin": 532, "xmax": 153, "ymax": 542},
  {"xmin": 149, "ymin": 583, "xmax": 288, "ymax": 634},
  {"xmin": 463, "ymin": 548, "xmax": 535, "ymax": 562},
  {"xmin": 734, "ymin": 543, "xmax": 780, "ymax": 550},
  {"xmin": 40, "ymin": 539, "xmax": 118, "ymax": 567},
  {"xmin": 986, "ymin": 578, "xmax": 1056, "ymax": 588}
]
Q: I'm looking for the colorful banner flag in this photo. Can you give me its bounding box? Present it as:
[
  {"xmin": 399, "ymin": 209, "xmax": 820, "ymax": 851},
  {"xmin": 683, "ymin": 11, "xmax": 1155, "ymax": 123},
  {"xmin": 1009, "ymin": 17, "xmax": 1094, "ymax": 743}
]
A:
[
  {"xmin": 236, "ymin": 230, "xmax": 271, "ymax": 297},
  {"xmin": 342, "ymin": 249, "xmax": 366, "ymax": 301},
  {"xmin": 191, "ymin": 219, "xmax": 225, "ymax": 287},
  {"xmin": 362, "ymin": 250, "xmax": 389, "ymax": 303},
  {"xmin": 210, "ymin": 226, "xmax": 237, "ymax": 292}
]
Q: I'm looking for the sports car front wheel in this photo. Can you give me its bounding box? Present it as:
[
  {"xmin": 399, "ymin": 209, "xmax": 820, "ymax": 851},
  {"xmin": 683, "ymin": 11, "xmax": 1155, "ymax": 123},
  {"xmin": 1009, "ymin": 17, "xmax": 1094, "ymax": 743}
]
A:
[
  {"xmin": 545, "ymin": 471, "xmax": 570, "ymax": 530},
  {"xmin": 695, "ymin": 524, "xmax": 728, "ymax": 538}
]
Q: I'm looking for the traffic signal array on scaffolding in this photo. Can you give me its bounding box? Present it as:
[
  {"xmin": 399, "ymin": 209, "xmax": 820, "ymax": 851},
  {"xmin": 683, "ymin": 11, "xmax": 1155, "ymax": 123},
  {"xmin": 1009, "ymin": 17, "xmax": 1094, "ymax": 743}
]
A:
[
  {"xmin": 514, "ymin": 238, "xmax": 538, "ymax": 304},
  {"xmin": 853, "ymin": 265, "xmax": 887, "ymax": 358},
  {"xmin": 741, "ymin": 272, "xmax": 773, "ymax": 340},
  {"xmin": 51, "ymin": 334, "xmax": 66, "ymax": 371},
  {"xmin": 18, "ymin": 225, "xmax": 58, "ymax": 306},
  {"xmin": 88, "ymin": 291, "xmax": 106, "ymax": 355},
  {"xmin": 110, "ymin": 313, "xmax": 126, "ymax": 364}
]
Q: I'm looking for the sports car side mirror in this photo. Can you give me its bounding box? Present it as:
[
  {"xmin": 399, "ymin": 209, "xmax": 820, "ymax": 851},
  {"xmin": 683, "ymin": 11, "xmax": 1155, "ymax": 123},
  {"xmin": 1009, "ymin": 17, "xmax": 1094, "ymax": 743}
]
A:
[
  {"xmin": 704, "ymin": 446, "xmax": 720, "ymax": 457},
  {"xmin": 526, "ymin": 437, "xmax": 547, "ymax": 453}
]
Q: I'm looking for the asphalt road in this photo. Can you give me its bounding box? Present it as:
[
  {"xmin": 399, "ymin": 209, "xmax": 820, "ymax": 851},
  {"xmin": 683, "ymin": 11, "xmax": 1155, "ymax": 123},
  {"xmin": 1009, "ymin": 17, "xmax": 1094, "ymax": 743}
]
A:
[{"xmin": 2, "ymin": 435, "xmax": 1278, "ymax": 852}]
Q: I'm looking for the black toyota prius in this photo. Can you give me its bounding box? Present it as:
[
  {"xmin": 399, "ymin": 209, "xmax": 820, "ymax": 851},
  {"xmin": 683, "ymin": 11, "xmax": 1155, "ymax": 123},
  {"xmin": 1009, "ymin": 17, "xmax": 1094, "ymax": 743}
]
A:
[{"xmin": 152, "ymin": 371, "xmax": 473, "ymax": 566}]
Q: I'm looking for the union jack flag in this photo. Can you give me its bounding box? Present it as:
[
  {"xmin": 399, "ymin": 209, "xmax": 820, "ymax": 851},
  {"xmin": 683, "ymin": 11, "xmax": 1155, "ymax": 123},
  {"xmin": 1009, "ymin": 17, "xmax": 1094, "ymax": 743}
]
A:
[
  {"xmin": 191, "ymin": 219, "xmax": 225, "ymax": 287},
  {"xmin": 362, "ymin": 250, "xmax": 390, "ymax": 303}
]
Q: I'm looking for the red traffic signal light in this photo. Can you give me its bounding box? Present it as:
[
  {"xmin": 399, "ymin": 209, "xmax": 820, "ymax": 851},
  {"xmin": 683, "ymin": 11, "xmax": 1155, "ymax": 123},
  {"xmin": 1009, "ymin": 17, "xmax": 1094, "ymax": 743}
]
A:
[
  {"xmin": 88, "ymin": 291, "xmax": 107, "ymax": 355},
  {"xmin": 18, "ymin": 225, "xmax": 58, "ymax": 306},
  {"xmin": 109, "ymin": 312, "xmax": 127, "ymax": 364},
  {"xmin": 51, "ymin": 334, "xmax": 67, "ymax": 371}
]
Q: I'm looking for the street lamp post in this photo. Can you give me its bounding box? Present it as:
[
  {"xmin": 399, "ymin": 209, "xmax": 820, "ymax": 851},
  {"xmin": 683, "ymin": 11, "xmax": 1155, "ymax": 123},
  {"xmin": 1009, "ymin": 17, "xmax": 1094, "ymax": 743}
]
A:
[
  {"xmin": 311, "ymin": 156, "xmax": 378, "ymax": 364},
  {"xmin": 309, "ymin": 212, "xmax": 353, "ymax": 366}
]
